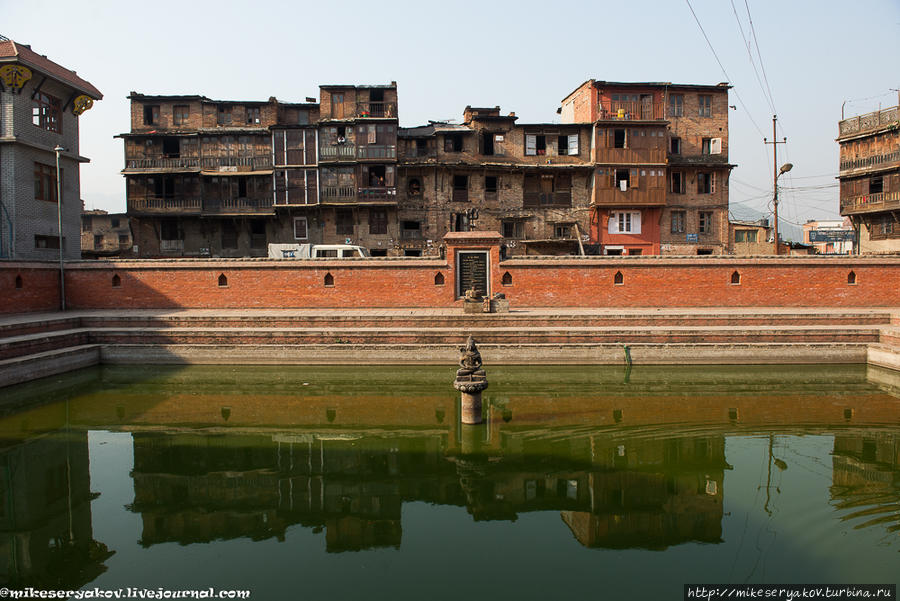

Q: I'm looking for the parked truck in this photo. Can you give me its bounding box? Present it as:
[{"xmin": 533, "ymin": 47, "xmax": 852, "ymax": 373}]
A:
[{"xmin": 267, "ymin": 243, "xmax": 370, "ymax": 259}]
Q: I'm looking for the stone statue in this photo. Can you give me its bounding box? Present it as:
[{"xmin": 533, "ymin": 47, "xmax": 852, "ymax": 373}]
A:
[
  {"xmin": 464, "ymin": 285, "xmax": 480, "ymax": 301},
  {"xmin": 457, "ymin": 335, "xmax": 483, "ymax": 376}
]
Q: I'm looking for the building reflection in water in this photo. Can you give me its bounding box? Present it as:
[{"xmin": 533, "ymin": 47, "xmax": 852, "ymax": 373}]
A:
[
  {"xmin": 127, "ymin": 423, "xmax": 728, "ymax": 552},
  {"xmin": 0, "ymin": 429, "xmax": 113, "ymax": 587},
  {"xmin": 831, "ymin": 431, "xmax": 900, "ymax": 537}
]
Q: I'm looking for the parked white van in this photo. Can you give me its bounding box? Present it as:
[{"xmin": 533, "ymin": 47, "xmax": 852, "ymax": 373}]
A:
[{"xmin": 267, "ymin": 243, "xmax": 370, "ymax": 259}]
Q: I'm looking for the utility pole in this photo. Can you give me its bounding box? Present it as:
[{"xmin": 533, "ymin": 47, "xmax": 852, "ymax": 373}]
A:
[{"xmin": 764, "ymin": 116, "xmax": 787, "ymax": 255}]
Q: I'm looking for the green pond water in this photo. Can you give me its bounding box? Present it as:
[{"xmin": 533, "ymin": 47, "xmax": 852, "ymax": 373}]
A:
[{"xmin": 1, "ymin": 364, "xmax": 899, "ymax": 599}]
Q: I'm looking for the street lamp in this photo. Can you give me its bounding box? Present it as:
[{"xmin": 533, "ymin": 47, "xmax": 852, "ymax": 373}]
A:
[
  {"xmin": 54, "ymin": 145, "xmax": 66, "ymax": 311},
  {"xmin": 773, "ymin": 162, "xmax": 793, "ymax": 255}
]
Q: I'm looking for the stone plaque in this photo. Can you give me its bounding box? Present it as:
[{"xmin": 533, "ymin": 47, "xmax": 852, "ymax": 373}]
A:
[{"xmin": 458, "ymin": 251, "xmax": 488, "ymax": 298}]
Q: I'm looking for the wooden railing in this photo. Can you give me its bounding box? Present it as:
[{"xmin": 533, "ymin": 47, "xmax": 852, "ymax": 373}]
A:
[
  {"xmin": 402, "ymin": 146, "xmax": 436, "ymax": 159},
  {"xmin": 598, "ymin": 101, "xmax": 664, "ymax": 121},
  {"xmin": 321, "ymin": 186, "xmax": 357, "ymax": 202},
  {"xmin": 357, "ymin": 102, "xmax": 397, "ymax": 118},
  {"xmin": 159, "ymin": 240, "xmax": 184, "ymax": 252},
  {"xmin": 840, "ymin": 191, "xmax": 900, "ymax": 214},
  {"xmin": 125, "ymin": 157, "xmax": 200, "ymax": 170},
  {"xmin": 357, "ymin": 145, "xmax": 397, "ymax": 160},
  {"xmin": 840, "ymin": 150, "xmax": 900, "ymax": 172},
  {"xmin": 401, "ymin": 229, "xmax": 422, "ymax": 239},
  {"xmin": 594, "ymin": 147, "xmax": 666, "ymax": 164},
  {"xmin": 593, "ymin": 187, "xmax": 666, "ymax": 206},
  {"xmin": 319, "ymin": 145, "xmax": 357, "ymax": 161},
  {"xmin": 839, "ymin": 106, "xmax": 899, "ymax": 137},
  {"xmin": 128, "ymin": 197, "xmax": 202, "ymax": 214},
  {"xmin": 199, "ymin": 156, "xmax": 272, "ymax": 170},
  {"xmin": 357, "ymin": 187, "xmax": 397, "ymax": 202},
  {"xmin": 203, "ymin": 197, "xmax": 273, "ymax": 214},
  {"xmin": 523, "ymin": 192, "xmax": 572, "ymax": 207}
]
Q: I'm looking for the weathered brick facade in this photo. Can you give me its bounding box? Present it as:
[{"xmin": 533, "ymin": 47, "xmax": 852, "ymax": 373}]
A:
[
  {"xmin": 81, "ymin": 210, "xmax": 132, "ymax": 258},
  {"xmin": 0, "ymin": 39, "xmax": 102, "ymax": 260},
  {"xmin": 838, "ymin": 105, "xmax": 900, "ymax": 254},
  {"xmin": 122, "ymin": 79, "xmax": 736, "ymax": 258},
  {"xmin": 561, "ymin": 80, "xmax": 732, "ymax": 255}
]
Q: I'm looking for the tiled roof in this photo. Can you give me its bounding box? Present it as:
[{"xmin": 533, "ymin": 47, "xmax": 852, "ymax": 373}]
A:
[{"xmin": 0, "ymin": 39, "xmax": 102, "ymax": 99}]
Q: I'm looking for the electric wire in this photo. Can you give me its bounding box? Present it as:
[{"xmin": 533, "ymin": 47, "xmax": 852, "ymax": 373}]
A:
[
  {"xmin": 744, "ymin": 0, "xmax": 777, "ymax": 114},
  {"xmin": 730, "ymin": 0, "xmax": 776, "ymax": 115},
  {"xmin": 684, "ymin": 0, "xmax": 768, "ymax": 139}
]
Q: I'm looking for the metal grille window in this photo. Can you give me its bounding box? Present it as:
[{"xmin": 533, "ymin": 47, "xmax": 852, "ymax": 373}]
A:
[
  {"xmin": 671, "ymin": 211, "xmax": 686, "ymax": 233},
  {"xmin": 33, "ymin": 92, "xmax": 62, "ymax": 132},
  {"xmin": 293, "ymin": 217, "xmax": 308, "ymax": 240}
]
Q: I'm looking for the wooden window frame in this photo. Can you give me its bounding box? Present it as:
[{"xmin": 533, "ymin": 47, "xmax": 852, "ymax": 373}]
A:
[
  {"xmin": 34, "ymin": 163, "xmax": 58, "ymax": 203},
  {"xmin": 32, "ymin": 92, "xmax": 62, "ymax": 133}
]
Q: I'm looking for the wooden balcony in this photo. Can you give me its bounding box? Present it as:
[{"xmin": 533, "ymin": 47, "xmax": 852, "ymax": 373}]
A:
[
  {"xmin": 203, "ymin": 197, "xmax": 273, "ymax": 214},
  {"xmin": 840, "ymin": 191, "xmax": 900, "ymax": 215},
  {"xmin": 593, "ymin": 188, "xmax": 666, "ymax": 207},
  {"xmin": 356, "ymin": 145, "xmax": 397, "ymax": 160},
  {"xmin": 199, "ymin": 155, "xmax": 272, "ymax": 172},
  {"xmin": 598, "ymin": 101, "xmax": 664, "ymax": 121},
  {"xmin": 401, "ymin": 147, "xmax": 437, "ymax": 161},
  {"xmin": 594, "ymin": 147, "xmax": 666, "ymax": 164},
  {"xmin": 128, "ymin": 197, "xmax": 201, "ymax": 214},
  {"xmin": 839, "ymin": 106, "xmax": 899, "ymax": 138},
  {"xmin": 452, "ymin": 188, "xmax": 468, "ymax": 202},
  {"xmin": 125, "ymin": 157, "xmax": 200, "ymax": 171},
  {"xmin": 320, "ymin": 186, "xmax": 357, "ymax": 203},
  {"xmin": 840, "ymin": 150, "xmax": 900, "ymax": 173},
  {"xmin": 357, "ymin": 187, "xmax": 397, "ymax": 203},
  {"xmin": 357, "ymin": 102, "xmax": 397, "ymax": 119},
  {"xmin": 319, "ymin": 144, "xmax": 357, "ymax": 162}
]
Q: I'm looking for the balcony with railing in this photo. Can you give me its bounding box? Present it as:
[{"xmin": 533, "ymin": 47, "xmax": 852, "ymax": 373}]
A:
[
  {"xmin": 598, "ymin": 101, "xmax": 664, "ymax": 121},
  {"xmin": 356, "ymin": 145, "xmax": 397, "ymax": 160},
  {"xmin": 128, "ymin": 197, "xmax": 202, "ymax": 214},
  {"xmin": 401, "ymin": 145, "xmax": 437, "ymax": 161},
  {"xmin": 319, "ymin": 144, "xmax": 357, "ymax": 162},
  {"xmin": 594, "ymin": 147, "xmax": 666, "ymax": 164},
  {"xmin": 124, "ymin": 157, "xmax": 201, "ymax": 171},
  {"xmin": 357, "ymin": 102, "xmax": 397, "ymax": 119},
  {"xmin": 199, "ymin": 155, "xmax": 273, "ymax": 172},
  {"xmin": 320, "ymin": 186, "xmax": 357, "ymax": 203},
  {"xmin": 202, "ymin": 197, "xmax": 273, "ymax": 214},
  {"xmin": 839, "ymin": 150, "xmax": 900, "ymax": 173},
  {"xmin": 838, "ymin": 106, "xmax": 899, "ymax": 138},
  {"xmin": 840, "ymin": 191, "xmax": 900, "ymax": 215},
  {"xmin": 452, "ymin": 188, "xmax": 469, "ymax": 202},
  {"xmin": 357, "ymin": 187, "xmax": 397, "ymax": 203},
  {"xmin": 592, "ymin": 187, "xmax": 666, "ymax": 207}
]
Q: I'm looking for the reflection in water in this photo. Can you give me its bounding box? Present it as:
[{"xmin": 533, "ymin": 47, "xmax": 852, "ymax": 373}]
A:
[
  {"xmin": 0, "ymin": 363, "xmax": 897, "ymax": 590},
  {"xmin": 0, "ymin": 427, "xmax": 113, "ymax": 587}
]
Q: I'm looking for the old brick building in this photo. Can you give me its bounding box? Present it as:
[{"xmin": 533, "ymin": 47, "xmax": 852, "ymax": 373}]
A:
[
  {"xmin": 122, "ymin": 79, "xmax": 732, "ymax": 258},
  {"xmin": 838, "ymin": 104, "xmax": 900, "ymax": 254},
  {"xmin": 0, "ymin": 36, "xmax": 102, "ymax": 259},
  {"xmin": 121, "ymin": 93, "xmax": 320, "ymax": 257},
  {"xmin": 397, "ymin": 106, "xmax": 593, "ymax": 257},
  {"xmin": 81, "ymin": 209, "xmax": 131, "ymax": 258},
  {"xmin": 561, "ymin": 80, "xmax": 732, "ymax": 255}
]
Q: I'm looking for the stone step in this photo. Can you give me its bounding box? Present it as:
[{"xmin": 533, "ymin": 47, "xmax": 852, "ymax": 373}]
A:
[
  {"xmin": 0, "ymin": 344, "xmax": 100, "ymax": 389},
  {"xmin": 0, "ymin": 329, "xmax": 92, "ymax": 361},
  {"xmin": 85, "ymin": 325, "xmax": 881, "ymax": 346},
  {"xmin": 99, "ymin": 342, "xmax": 868, "ymax": 366}
]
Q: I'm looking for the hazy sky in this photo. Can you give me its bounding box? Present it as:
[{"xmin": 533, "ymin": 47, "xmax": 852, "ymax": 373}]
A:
[{"xmin": 6, "ymin": 0, "xmax": 900, "ymax": 229}]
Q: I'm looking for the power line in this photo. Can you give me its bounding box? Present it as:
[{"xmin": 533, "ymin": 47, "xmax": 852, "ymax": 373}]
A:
[
  {"xmin": 684, "ymin": 0, "xmax": 768, "ymax": 139},
  {"xmin": 730, "ymin": 0, "xmax": 776, "ymax": 114},
  {"xmin": 744, "ymin": 0, "xmax": 777, "ymax": 114}
]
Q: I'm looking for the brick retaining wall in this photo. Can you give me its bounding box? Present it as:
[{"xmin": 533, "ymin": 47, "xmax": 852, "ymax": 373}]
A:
[{"xmin": 2, "ymin": 254, "xmax": 899, "ymax": 313}]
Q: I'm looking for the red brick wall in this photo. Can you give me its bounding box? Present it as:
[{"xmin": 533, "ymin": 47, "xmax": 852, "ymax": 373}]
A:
[
  {"xmin": 0, "ymin": 264, "xmax": 61, "ymax": 313},
  {"xmin": 1, "ymin": 256, "xmax": 899, "ymax": 313}
]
